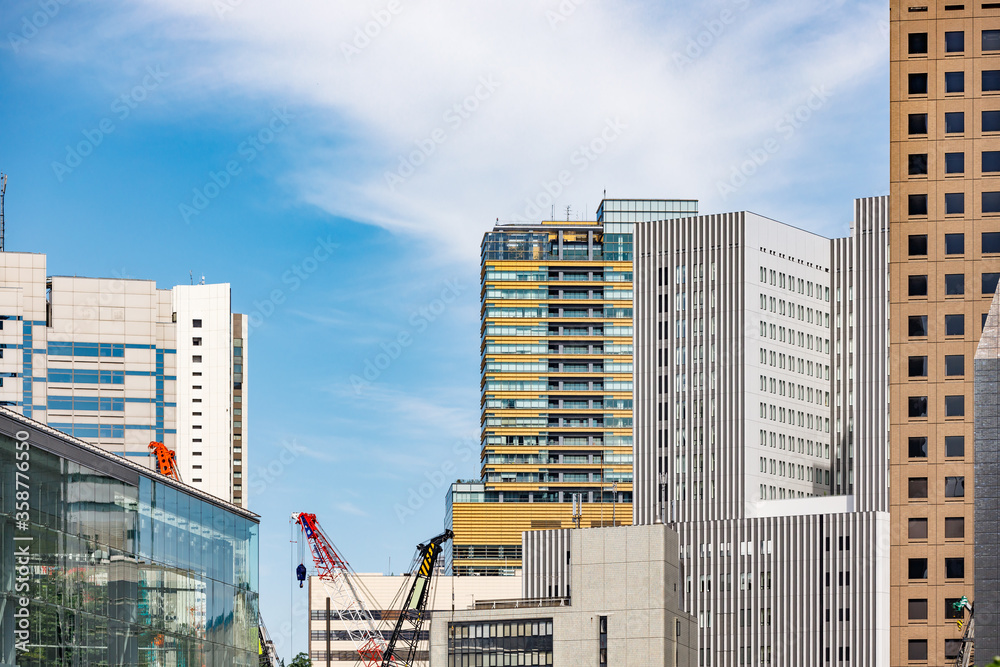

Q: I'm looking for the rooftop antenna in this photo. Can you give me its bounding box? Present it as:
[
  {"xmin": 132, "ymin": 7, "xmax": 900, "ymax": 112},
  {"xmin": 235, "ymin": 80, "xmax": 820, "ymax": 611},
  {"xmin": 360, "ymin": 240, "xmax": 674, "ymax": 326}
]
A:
[
  {"xmin": 0, "ymin": 172, "xmax": 8, "ymax": 252},
  {"xmin": 200, "ymin": 275, "xmax": 205, "ymax": 285},
  {"xmin": 565, "ymin": 205, "xmax": 571, "ymax": 221},
  {"xmin": 189, "ymin": 270, "xmax": 193, "ymax": 285}
]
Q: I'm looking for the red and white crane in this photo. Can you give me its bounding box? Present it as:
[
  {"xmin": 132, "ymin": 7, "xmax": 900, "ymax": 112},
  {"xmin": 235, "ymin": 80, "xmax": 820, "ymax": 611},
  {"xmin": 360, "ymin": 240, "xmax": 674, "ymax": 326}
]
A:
[{"xmin": 292, "ymin": 512, "xmax": 387, "ymax": 666}]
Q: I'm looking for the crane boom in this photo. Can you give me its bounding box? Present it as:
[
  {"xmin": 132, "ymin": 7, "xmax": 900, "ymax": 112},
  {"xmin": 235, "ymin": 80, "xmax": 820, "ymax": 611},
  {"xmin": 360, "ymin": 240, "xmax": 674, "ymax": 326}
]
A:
[
  {"xmin": 381, "ymin": 529, "xmax": 453, "ymax": 667},
  {"xmin": 293, "ymin": 512, "xmax": 388, "ymax": 666}
]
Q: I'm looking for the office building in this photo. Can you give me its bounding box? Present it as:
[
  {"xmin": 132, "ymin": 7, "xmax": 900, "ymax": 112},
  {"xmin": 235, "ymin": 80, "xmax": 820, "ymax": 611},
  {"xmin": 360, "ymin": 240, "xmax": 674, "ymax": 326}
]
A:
[
  {"xmin": 889, "ymin": 2, "xmax": 1000, "ymax": 662},
  {"xmin": 0, "ymin": 406, "xmax": 259, "ymax": 666},
  {"xmin": 631, "ymin": 199, "xmax": 891, "ymax": 665},
  {"xmin": 429, "ymin": 523, "xmax": 696, "ymax": 667},
  {"xmin": 308, "ymin": 573, "xmax": 521, "ymax": 665},
  {"xmin": 0, "ymin": 251, "xmax": 247, "ymax": 504},
  {"xmin": 447, "ymin": 199, "xmax": 698, "ymax": 576}
]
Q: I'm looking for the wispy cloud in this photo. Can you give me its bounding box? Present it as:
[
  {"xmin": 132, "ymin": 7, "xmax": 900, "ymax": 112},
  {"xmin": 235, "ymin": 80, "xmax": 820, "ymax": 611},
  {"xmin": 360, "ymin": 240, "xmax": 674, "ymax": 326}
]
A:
[{"xmin": 17, "ymin": 0, "xmax": 888, "ymax": 258}]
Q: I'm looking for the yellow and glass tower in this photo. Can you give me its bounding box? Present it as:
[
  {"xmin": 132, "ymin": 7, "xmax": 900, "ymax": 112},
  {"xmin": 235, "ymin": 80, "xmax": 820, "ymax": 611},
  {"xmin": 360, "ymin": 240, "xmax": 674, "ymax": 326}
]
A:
[{"xmin": 446, "ymin": 198, "xmax": 697, "ymax": 576}]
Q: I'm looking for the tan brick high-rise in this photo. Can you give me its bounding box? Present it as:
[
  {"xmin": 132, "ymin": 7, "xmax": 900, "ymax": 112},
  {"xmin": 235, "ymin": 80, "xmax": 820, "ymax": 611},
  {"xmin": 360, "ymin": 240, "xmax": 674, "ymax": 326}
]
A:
[{"xmin": 890, "ymin": 2, "xmax": 1000, "ymax": 663}]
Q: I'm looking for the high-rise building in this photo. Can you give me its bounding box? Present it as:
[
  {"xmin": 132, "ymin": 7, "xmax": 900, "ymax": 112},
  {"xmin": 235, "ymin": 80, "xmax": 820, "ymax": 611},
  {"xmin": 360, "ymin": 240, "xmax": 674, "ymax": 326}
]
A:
[
  {"xmin": 888, "ymin": 2, "xmax": 999, "ymax": 662},
  {"xmin": 0, "ymin": 251, "xmax": 247, "ymax": 505},
  {"xmin": 632, "ymin": 199, "xmax": 891, "ymax": 665},
  {"xmin": 0, "ymin": 407, "xmax": 260, "ymax": 666},
  {"xmin": 446, "ymin": 199, "xmax": 698, "ymax": 576}
]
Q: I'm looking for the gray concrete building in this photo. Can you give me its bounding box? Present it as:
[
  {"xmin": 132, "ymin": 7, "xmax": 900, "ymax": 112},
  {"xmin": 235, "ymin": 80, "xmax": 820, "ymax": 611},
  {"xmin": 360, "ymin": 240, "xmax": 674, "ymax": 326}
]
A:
[
  {"xmin": 429, "ymin": 524, "xmax": 696, "ymax": 666},
  {"xmin": 631, "ymin": 198, "xmax": 891, "ymax": 665}
]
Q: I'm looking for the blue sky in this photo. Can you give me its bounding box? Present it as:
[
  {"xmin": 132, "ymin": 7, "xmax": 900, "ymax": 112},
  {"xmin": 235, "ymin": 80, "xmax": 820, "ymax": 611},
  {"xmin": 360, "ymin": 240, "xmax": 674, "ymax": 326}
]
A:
[{"xmin": 1, "ymin": 0, "xmax": 888, "ymax": 660}]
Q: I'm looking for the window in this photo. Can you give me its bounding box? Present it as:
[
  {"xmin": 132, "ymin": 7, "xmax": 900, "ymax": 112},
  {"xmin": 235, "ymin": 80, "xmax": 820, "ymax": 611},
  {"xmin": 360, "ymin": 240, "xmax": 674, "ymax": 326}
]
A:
[
  {"xmin": 985, "ymin": 29, "xmax": 1000, "ymax": 51},
  {"xmin": 909, "ymin": 275, "xmax": 929, "ymax": 296},
  {"xmin": 908, "ymin": 194, "xmax": 928, "ymax": 216},
  {"xmin": 909, "ymin": 356, "xmax": 929, "ymax": 377},
  {"xmin": 909, "ymin": 113, "xmax": 929, "ymax": 134},
  {"xmin": 945, "ymin": 639, "xmax": 962, "ymax": 660},
  {"xmin": 945, "ymin": 476, "xmax": 966, "ymax": 497},
  {"xmin": 909, "ymin": 477, "xmax": 929, "ymax": 498},
  {"xmin": 945, "ymin": 192, "xmax": 965, "ymax": 214},
  {"xmin": 192, "ymin": 355, "xmax": 203, "ymax": 363},
  {"xmin": 984, "ymin": 272, "xmax": 1000, "ymax": 295},
  {"xmin": 984, "ymin": 191, "xmax": 1000, "ymax": 212},
  {"xmin": 945, "ymin": 355, "xmax": 964, "ymax": 376},
  {"xmin": 946, "ymin": 435, "xmax": 965, "ymax": 458},
  {"xmin": 193, "ymin": 319, "xmax": 202, "ymax": 328},
  {"xmin": 985, "ymin": 110, "xmax": 1000, "ymax": 132},
  {"xmin": 192, "ymin": 337, "xmax": 202, "ymax": 346},
  {"xmin": 987, "ymin": 71, "xmax": 1000, "ymax": 92},
  {"xmin": 908, "ymin": 599, "xmax": 928, "ymax": 620},
  {"xmin": 909, "ymin": 234, "xmax": 928, "ymax": 255},
  {"xmin": 985, "ymin": 232, "xmax": 1000, "ymax": 253},
  {"xmin": 946, "ymin": 152, "xmax": 965, "ymax": 173},
  {"xmin": 909, "ymin": 73, "xmax": 929, "ymax": 94},
  {"xmin": 909, "ymin": 154, "xmax": 929, "ymax": 175},
  {"xmin": 945, "ymin": 274, "xmax": 965, "ymax": 295},
  {"xmin": 945, "ymin": 315, "xmax": 964, "ymax": 336},
  {"xmin": 945, "ymin": 517, "xmax": 965, "ymax": 538},
  {"xmin": 945, "ymin": 233, "xmax": 965, "ymax": 254},
  {"xmin": 910, "ymin": 315, "xmax": 929, "ymax": 337},
  {"xmin": 945, "ymin": 111, "xmax": 965, "ymax": 133},
  {"xmin": 909, "ymin": 32, "xmax": 929, "ymax": 53},
  {"xmin": 945, "ymin": 31, "xmax": 965, "ymax": 53},
  {"xmin": 909, "ymin": 518, "xmax": 929, "ymax": 539},
  {"xmin": 945, "ymin": 71, "xmax": 965, "ymax": 92},
  {"xmin": 909, "ymin": 558, "xmax": 928, "ymax": 579},
  {"xmin": 908, "ymin": 640, "xmax": 928, "ymax": 660},
  {"xmin": 910, "ymin": 396, "xmax": 929, "ymax": 418},
  {"xmin": 909, "ymin": 436, "xmax": 928, "ymax": 458},
  {"xmin": 945, "ymin": 557, "xmax": 965, "ymax": 578}
]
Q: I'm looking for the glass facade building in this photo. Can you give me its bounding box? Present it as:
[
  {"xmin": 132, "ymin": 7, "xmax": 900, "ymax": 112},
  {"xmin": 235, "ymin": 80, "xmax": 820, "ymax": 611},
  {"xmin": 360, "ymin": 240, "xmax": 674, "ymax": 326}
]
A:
[{"xmin": 0, "ymin": 409, "xmax": 258, "ymax": 667}]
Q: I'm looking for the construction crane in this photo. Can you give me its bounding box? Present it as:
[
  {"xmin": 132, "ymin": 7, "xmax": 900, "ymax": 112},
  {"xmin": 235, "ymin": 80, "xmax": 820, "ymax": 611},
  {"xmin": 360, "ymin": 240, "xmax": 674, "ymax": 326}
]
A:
[
  {"xmin": 258, "ymin": 614, "xmax": 281, "ymax": 667},
  {"xmin": 148, "ymin": 441, "xmax": 181, "ymax": 481},
  {"xmin": 380, "ymin": 529, "xmax": 453, "ymax": 667},
  {"xmin": 952, "ymin": 596, "xmax": 974, "ymax": 667},
  {"xmin": 293, "ymin": 512, "xmax": 388, "ymax": 665}
]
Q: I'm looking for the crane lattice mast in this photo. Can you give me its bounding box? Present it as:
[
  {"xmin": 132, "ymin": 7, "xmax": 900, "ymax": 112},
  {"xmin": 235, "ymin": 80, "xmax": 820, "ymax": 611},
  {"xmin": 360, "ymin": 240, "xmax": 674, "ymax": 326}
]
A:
[{"xmin": 293, "ymin": 512, "xmax": 389, "ymax": 666}]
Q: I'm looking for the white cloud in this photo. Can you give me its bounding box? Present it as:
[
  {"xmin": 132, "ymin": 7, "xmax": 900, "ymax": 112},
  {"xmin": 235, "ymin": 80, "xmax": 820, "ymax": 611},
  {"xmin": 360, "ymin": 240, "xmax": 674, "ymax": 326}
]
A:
[{"xmin": 30, "ymin": 0, "xmax": 887, "ymax": 259}]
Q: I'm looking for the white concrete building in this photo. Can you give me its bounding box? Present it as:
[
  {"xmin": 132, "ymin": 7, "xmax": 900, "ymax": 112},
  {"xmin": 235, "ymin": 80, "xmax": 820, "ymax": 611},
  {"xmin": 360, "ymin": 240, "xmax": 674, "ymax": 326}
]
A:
[
  {"xmin": 631, "ymin": 198, "xmax": 891, "ymax": 666},
  {"xmin": 0, "ymin": 251, "xmax": 247, "ymax": 505}
]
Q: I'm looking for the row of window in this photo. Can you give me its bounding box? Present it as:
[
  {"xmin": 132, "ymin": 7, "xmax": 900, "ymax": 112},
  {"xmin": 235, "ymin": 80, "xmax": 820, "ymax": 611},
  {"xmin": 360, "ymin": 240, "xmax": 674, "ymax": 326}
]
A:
[
  {"xmin": 907, "ymin": 110, "xmax": 1000, "ymax": 134},
  {"xmin": 907, "ymin": 191, "xmax": 1000, "ymax": 216},
  {"xmin": 907, "ymin": 516, "xmax": 965, "ymax": 540},
  {"xmin": 907, "ymin": 475, "xmax": 965, "ymax": 499},
  {"xmin": 907, "ymin": 272, "xmax": 1000, "ymax": 296},
  {"xmin": 908, "ymin": 312, "xmax": 980, "ymax": 337},
  {"xmin": 907, "ymin": 394, "xmax": 967, "ymax": 418},
  {"xmin": 908, "ymin": 435, "xmax": 965, "ymax": 458},
  {"xmin": 907, "ymin": 556, "xmax": 965, "ymax": 580},
  {"xmin": 907, "ymin": 232, "xmax": 982, "ymax": 256},
  {"xmin": 758, "ymin": 429, "xmax": 830, "ymax": 459},
  {"xmin": 907, "ymin": 638, "xmax": 963, "ymax": 662},
  {"xmin": 909, "ymin": 151, "xmax": 1000, "ymax": 177},
  {"xmin": 907, "ymin": 29, "xmax": 997, "ymax": 55},
  {"xmin": 758, "ymin": 375, "xmax": 830, "ymax": 407},
  {"xmin": 908, "ymin": 353, "xmax": 965, "ymax": 377},
  {"xmin": 907, "ymin": 69, "xmax": 1000, "ymax": 95},
  {"xmin": 758, "ymin": 267, "xmax": 830, "ymax": 301}
]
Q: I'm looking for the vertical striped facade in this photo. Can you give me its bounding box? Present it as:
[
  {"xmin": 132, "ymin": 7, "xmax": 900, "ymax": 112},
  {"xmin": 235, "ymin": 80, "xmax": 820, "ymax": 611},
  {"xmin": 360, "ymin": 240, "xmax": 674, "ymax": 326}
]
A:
[{"xmin": 632, "ymin": 201, "xmax": 891, "ymax": 665}]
